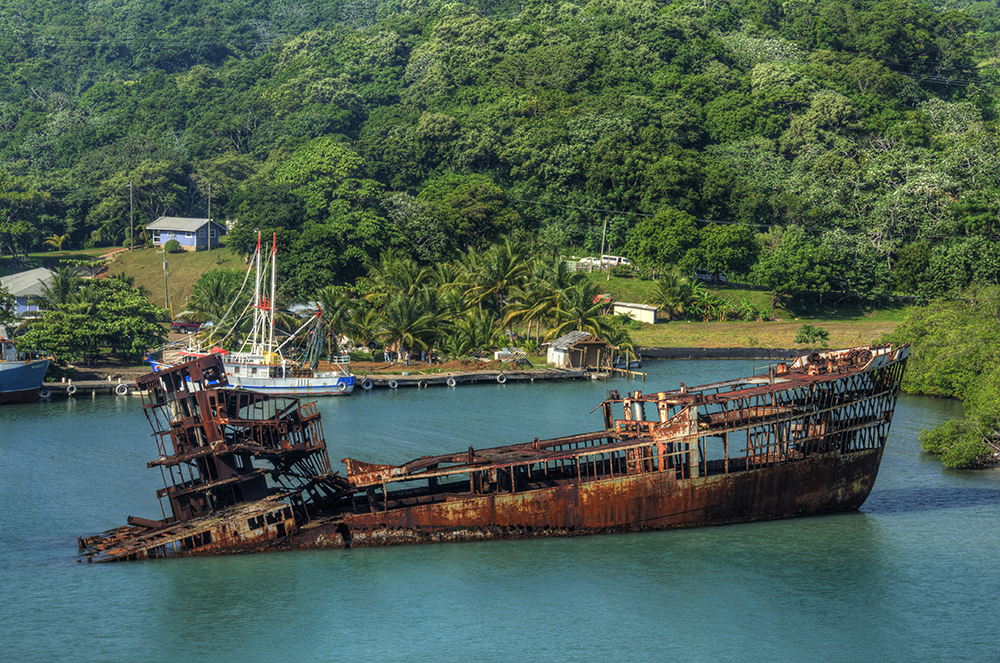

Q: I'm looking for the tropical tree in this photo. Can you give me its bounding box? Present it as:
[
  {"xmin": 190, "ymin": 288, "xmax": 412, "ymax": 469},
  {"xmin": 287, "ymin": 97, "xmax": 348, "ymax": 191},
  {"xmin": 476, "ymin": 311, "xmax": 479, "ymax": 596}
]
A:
[
  {"xmin": 37, "ymin": 267, "xmax": 82, "ymax": 310},
  {"xmin": 376, "ymin": 290, "xmax": 441, "ymax": 354},
  {"xmin": 546, "ymin": 281, "xmax": 611, "ymax": 339},
  {"xmin": 183, "ymin": 268, "xmax": 252, "ymax": 323},
  {"xmin": 0, "ymin": 169, "xmax": 49, "ymax": 267},
  {"xmin": 443, "ymin": 309, "xmax": 506, "ymax": 358},
  {"xmin": 43, "ymin": 234, "xmax": 70, "ymax": 251},
  {"xmin": 314, "ymin": 285, "xmax": 357, "ymax": 353},
  {"xmin": 0, "ymin": 285, "xmax": 15, "ymax": 327},
  {"xmin": 458, "ymin": 239, "xmax": 528, "ymax": 322},
  {"xmin": 94, "ymin": 278, "xmax": 168, "ymax": 362},
  {"xmin": 505, "ymin": 257, "xmax": 582, "ymax": 346},
  {"xmin": 645, "ymin": 268, "xmax": 690, "ymax": 321}
]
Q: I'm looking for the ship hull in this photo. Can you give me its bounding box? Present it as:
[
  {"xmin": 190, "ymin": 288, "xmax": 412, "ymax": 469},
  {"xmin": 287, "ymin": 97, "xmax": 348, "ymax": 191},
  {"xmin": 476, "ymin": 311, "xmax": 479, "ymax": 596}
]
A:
[
  {"xmin": 0, "ymin": 358, "xmax": 51, "ymax": 404},
  {"xmin": 288, "ymin": 446, "xmax": 883, "ymax": 549},
  {"xmin": 225, "ymin": 373, "xmax": 355, "ymax": 396}
]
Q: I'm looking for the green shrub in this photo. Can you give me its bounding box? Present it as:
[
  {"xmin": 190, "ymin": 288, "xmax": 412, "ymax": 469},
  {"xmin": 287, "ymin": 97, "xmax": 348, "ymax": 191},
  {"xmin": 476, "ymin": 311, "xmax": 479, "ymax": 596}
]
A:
[
  {"xmin": 164, "ymin": 239, "xmax": 181, "ymax": 253},
  {"xmin": 794, "ymin": 323, "xmax": 829, "ymax": 347},
  {"xmin": 919, "ymin": 419, "xmax": 993, "ymax": 468},
  {"xmin": 348, "ymin": 350, "xmax": 373, "ymax": 362},
  {"xmin": 609, "ymin": 265, "xmax": 635, "ymax": 278}
]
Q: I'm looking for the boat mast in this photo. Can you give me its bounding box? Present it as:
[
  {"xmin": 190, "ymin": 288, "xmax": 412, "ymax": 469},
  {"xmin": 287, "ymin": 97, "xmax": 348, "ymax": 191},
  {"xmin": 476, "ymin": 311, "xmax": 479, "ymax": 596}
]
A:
[
  {"xmin": 250, "ymin": 231, "xmax": 264, "ymax": 356},
  {"xmin": 269, "ymin": 232, "xmax": 278, "ymax": 358}
]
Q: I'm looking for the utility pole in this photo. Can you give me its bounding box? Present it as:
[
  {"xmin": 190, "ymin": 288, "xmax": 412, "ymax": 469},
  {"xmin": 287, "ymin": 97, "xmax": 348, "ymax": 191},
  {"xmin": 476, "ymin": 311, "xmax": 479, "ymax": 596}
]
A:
[
  {"xmin": 599, "ymin": 216, "xmax": 608, "ymax": 279},
  {"xmin": 157, "ymin": 247, "xmax": 170, "ymax": 318},
  {"xmin": 127, "ymin": 182, "xmax": 134, "ymax": 251},
  {"xmin": 207, "ymin": 182, "xmax": 211, "ymax": 254}
]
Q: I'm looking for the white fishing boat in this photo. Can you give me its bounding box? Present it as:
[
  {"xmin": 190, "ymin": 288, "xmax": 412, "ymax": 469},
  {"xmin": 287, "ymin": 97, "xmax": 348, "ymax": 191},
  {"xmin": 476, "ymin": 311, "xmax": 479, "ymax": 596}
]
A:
[
  {"xmin": 152, "ymin": 233, "xmax": 354, "ymax": 396},
  {"xmin": 0, "ymin": 337, "xmax": 51, "ymax": 404}
]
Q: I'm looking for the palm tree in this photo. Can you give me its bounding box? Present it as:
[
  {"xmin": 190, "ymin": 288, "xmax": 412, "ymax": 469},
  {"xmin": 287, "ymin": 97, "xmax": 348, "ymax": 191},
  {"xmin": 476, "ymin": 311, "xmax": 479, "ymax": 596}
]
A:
[
  {"xmin": 43, "ymin": 234, "xmax": 70, "ymax": 251},
  {"xmin": 443, "ymin": 309, "xmax": 506, "ymax": 358},
  {"xmin": 376, "ymin": 289, "xmax": 441, "ymax": 354},
  {"xmin": 457, "ymin": 240, "xmax": 528, "ymax": 322},
  {"xmin": 364, "ymin": 250, "xmax": 433, "ymax": 302},
  {"xmin": 38, "ymin": 267, "xmax": 81, "ymax": 310},
  {"xmin": 644, "ymin": 268, "xmax": 690, "ymax": 321},
  {"xmin": 546, "ymin": 281, "xmax": 611, "ymax": 340},
  {"xmin": 314, "ymin": 285, "xmax": 356, "ymax": 352},
  {"xmin": 183, "ymin": 269, "xmax": 249, "ymax": 323}
]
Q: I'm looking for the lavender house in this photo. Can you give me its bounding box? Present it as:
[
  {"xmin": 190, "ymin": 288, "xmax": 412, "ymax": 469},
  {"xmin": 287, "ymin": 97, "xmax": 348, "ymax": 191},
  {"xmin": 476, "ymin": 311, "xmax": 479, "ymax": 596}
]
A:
[{"xmin": 147, "ymin": 217, "xmax": 226, "ymax": 252}]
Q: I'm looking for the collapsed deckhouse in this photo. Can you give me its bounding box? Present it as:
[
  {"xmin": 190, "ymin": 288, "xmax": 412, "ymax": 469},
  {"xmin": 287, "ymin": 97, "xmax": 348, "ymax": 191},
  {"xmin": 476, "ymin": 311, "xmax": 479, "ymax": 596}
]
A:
[{"xmin": 79, "ymin": 345, "xmax": 908, "ymax": 562}]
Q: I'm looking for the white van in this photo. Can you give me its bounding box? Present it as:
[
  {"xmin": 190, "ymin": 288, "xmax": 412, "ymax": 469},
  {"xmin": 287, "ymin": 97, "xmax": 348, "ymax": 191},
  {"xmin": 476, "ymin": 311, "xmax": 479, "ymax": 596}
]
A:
[{"xmin": 601, "ymin": 255, "xmax": 630, "ymax": 267}]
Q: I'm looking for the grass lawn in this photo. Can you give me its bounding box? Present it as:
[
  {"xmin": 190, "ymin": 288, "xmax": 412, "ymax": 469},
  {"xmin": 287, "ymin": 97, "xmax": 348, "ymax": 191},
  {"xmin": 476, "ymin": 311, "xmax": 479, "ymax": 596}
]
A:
[
  {"xmin": 105, "ymin": 245, "xmax": 244, "ymax": 313},
  {"xmin": 586, "ymin": 274, "xmax": 781, "ymax": 315},
  {"xmin": 3, "ymin": 244, "xmax": 245, "ymax": 313},
  {"xmin": 630, "ymin": 316, "xmax": 900, "ymax": 350}
]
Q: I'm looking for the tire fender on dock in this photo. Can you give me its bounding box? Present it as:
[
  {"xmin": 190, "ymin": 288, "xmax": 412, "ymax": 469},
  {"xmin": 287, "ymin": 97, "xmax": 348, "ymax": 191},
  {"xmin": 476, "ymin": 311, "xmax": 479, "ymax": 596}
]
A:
[
  {"xmin": 389, "ymin": 380, "xmax": 399, "ymax": 389},
  {"xmin": 361, "ymin": 378, "xmax": 373, "ymax": 390},
  {"xmin": 115, "ymin": 383, "xmax": 129, "ymax": 396},
  {"xmin": 497, "ymin": 374, "xmax": 507, "ymax": 384},
  {"xmin": 446, "ymin": 377, "xmax": 457, "ymax": 387},
  {"xmin": 418, "ymin": 380, "xmax": 427, "ymax": 388},
  {"xmin": 38, "ymin": 387, "xmax": 51, "ymax": 399},
  {"xmin": 66, "ymin": 384, "xmax": 77, "ymax": 396}
]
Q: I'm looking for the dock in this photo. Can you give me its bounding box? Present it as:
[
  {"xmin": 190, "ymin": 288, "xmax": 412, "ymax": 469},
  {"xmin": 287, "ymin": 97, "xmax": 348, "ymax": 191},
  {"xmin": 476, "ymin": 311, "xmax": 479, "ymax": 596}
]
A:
[
  {"xmin": 36, "ymin": 368, "xmax": 599, "ymax": 398},
  {"xmin": 38, "ymin": 378, "xmax": 138, "ymax": 398},
  {"xmin": 357, "ymin": 368, "xmax": 590, "ymax": 390}
]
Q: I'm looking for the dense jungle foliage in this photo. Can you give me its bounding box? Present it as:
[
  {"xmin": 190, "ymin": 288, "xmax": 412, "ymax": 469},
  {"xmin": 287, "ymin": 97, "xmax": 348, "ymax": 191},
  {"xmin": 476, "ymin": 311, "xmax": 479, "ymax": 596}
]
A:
[
  {"xmin": 2, "ymin": 0, "xmax": 1000, "ymax": 310},
  {"xmin": 888, "ymin": 284, "xmax": 1000, "ymax": 468}
]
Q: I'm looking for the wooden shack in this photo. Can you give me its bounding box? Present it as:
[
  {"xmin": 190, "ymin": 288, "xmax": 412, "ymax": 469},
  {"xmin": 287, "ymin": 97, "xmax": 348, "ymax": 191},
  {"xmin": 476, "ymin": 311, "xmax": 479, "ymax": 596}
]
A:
[{"xmin": 545, "ymin": 331, "xmax": 613, "ymax": 370}]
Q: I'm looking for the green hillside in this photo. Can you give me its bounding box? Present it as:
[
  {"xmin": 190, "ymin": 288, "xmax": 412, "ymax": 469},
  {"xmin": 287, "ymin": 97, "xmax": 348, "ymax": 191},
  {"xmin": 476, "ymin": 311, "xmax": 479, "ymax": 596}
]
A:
[{"xmin": 1, "ymin": 0, "xmax": 999, "ymax": 308}]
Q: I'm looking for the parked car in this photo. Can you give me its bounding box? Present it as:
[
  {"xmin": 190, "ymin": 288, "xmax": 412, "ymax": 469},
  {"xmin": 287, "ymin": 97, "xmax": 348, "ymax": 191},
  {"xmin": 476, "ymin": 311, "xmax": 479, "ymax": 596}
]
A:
[
  {"xmin": 170, "ymin": 320, "xmax": 201, "ymax": 333},
  {"xmin": 600, "ymin": 255, "xmax": 630, "ymax": 267},
  {"xmin": 693, "ymin": 269, "xmax": 728, "ymax": 285}
]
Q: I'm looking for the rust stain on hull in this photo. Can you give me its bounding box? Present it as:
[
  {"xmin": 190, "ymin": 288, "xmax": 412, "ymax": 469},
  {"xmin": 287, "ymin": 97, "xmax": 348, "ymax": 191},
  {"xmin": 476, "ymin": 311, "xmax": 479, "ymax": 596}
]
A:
[{"xmin": 78, "ymin": 345, "xmax": 908, "ymax": 562}]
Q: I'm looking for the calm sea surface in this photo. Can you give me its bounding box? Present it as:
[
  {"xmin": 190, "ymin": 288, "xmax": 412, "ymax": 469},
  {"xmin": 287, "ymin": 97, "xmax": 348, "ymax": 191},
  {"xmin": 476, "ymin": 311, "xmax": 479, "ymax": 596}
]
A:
[{"xmin": 2, "ymin": 360, "xmax": 998, "ymax": 662}]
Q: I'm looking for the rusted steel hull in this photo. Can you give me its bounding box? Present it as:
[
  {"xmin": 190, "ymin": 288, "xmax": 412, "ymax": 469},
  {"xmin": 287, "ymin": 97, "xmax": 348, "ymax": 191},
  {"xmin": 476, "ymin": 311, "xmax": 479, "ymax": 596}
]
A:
[
  {"xmin": 280, "ymin": 447, "xmax": 882, "ymax": 550},
  {"xmin": 78, "ymin": 345, "xmax": 908, "ymax": 562}
]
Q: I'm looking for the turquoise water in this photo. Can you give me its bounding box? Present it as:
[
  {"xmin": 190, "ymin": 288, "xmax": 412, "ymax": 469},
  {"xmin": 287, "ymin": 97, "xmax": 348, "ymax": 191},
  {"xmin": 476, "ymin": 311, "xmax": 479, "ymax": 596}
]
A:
[{"xmin": 2, "ymin": 360, "xmax": 998, "ymax": 662}]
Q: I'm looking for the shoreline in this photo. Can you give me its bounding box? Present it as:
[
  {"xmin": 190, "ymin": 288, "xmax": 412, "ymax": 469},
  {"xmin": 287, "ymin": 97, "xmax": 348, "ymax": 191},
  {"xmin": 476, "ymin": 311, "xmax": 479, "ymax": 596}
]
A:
[{"xmin": 60, "ymin": 346, "xmax": 813, "ymax": 386}]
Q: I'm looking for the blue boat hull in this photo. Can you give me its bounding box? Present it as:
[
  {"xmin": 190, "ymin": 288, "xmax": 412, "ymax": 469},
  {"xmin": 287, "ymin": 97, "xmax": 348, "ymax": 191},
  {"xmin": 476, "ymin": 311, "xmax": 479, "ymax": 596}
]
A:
[{"xmin": 0, "ymin": 358, "xmax": 51, "ymax": 403}]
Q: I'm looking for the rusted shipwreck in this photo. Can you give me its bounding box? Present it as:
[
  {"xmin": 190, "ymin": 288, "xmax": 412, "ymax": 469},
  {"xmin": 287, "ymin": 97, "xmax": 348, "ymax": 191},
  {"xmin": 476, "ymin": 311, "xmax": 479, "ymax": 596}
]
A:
[{"xmin": 79, "ymin": 345, "xmax": 909, "ymax": 562}]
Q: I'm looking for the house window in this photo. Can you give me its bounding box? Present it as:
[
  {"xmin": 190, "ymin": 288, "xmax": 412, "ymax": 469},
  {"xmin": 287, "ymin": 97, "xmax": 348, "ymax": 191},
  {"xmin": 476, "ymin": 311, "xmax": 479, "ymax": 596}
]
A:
[
  {"xmin": 198, "ymin": 229, "xmax": 206, "ymax": 238},
  {"xmin": 210, "ymin": 228, "xmax": 217, "ymax": 238}
]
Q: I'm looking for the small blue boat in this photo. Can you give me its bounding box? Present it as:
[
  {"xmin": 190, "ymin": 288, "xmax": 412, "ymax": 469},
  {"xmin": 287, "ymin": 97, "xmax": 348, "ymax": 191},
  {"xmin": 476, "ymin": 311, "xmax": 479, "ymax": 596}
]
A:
[{"xmin": 0, "ymin": 337, "xmax": 51, "ymax": 403}]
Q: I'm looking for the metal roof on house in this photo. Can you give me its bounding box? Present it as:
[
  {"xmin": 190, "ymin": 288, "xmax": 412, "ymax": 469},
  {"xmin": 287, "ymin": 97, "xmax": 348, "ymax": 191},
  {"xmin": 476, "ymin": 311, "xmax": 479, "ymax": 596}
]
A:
[
  {"xmin": 546, "ymin": 330, "xmax": 609, "ymax": 349},
  {"xmin": 146, "ymin": 217, "xmax": 224, "ymax": 232},
  {"xmin": 613, "ymin": 301, "xmax": 658, "ymax": 311},
  {"xmin": 0, "ymin": 267, "xmax": 55, "ymax": 298}
]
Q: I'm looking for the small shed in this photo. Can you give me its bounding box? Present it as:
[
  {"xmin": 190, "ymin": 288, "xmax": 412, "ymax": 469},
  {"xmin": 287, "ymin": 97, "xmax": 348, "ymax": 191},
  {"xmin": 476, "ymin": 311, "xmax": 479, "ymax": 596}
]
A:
[
  {"xmin": 612, "ymin": 301, "xmax": 658, "ymax": 324},
  {"xmin": 147, "ymin": 217, "xmax": 226, "ymax": 252},
  {"xmin": 545, "ymin": 331, "xmax": 613, "ymax": 370},
  {"xmin": 0, "ymin": 267, "xmax": 54, "ymax": 317}
]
